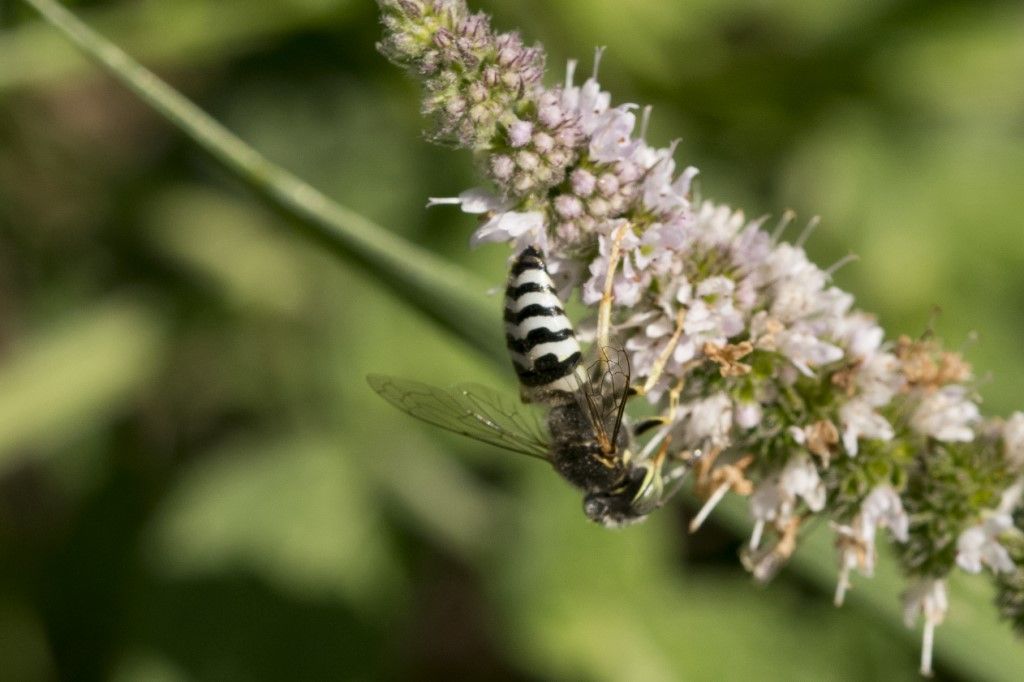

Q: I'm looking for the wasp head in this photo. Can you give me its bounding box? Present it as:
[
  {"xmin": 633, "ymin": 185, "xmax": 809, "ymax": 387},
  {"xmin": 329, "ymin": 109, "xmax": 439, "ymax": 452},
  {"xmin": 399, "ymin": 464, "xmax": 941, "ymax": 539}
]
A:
[{"xmin": 582, "ymin": 464, "xmax": 654, "ymax": 528}]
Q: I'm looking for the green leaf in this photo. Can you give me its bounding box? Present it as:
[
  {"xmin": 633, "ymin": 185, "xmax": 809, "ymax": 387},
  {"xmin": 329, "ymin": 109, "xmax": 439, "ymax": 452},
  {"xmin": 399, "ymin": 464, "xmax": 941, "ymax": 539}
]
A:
[
  {"xmin": 144, "ymin": 434, "xmax": 405, "ymax": 611},
  {"xmin": 0, "ymin": 297, "xmax": 165, "ymax": 470}
]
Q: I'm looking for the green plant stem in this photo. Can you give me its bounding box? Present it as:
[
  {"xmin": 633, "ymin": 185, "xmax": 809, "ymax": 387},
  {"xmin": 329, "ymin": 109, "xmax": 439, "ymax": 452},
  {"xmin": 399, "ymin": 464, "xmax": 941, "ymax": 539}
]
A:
[
  {"xmin": 18, "ymin": 0, "xmax": 504, "ymax": 364},
  {"xmin": 0, "ymin": 0, "xmax": 352, "ymax": 92}
]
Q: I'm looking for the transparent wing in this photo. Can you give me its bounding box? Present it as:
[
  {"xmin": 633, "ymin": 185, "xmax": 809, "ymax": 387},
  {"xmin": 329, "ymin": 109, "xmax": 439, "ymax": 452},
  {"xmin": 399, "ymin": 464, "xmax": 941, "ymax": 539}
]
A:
[
  {"xmin": 575, "ymin": 347, "xmax": 632, "ymax": 453},
  {"xmin": 367, "ymin": 374, "xmax": 550, "ymax": 459}
]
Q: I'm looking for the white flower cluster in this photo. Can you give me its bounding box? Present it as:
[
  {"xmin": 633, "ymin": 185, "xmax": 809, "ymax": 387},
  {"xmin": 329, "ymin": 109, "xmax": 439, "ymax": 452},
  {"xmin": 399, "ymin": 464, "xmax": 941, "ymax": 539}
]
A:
[
  {"xmin": 834, "ymin": 485, "xmax": 909, "ymax": 606},
  {"xmin": 378, "ymin": 1, "xmax": 1024, "ymax": 674},
  {"xmin": 425, "ymin": 39, "xmax": 1020, "ymax": 681}
]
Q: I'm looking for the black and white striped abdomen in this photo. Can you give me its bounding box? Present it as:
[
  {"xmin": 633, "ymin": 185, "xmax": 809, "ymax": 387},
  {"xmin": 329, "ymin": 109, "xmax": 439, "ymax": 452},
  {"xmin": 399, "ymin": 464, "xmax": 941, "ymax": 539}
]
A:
[{"xmin": 504, "ymin": 247, "xmax": 581, "ymax": 396}]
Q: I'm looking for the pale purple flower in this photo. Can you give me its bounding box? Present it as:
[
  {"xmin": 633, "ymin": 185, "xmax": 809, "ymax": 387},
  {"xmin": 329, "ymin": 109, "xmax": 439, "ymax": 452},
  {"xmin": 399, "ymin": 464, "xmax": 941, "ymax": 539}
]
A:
[
  {"xmin": 470, "ymin": 210, "xmax": 546, "ymax": 248},
  {"xmin": 774, "ymin": 327, "xmax": 844, "ymax": 377},
  {"xmin": 833, "ymin": 486, "xmax": 908, "ymax": 605},
  {"xmin": 762, "ymin": 244, "xmax": 829, "ymax": 322},
  {"xmin": 735, "ymin": 400, "xmax": 763, "ymax": 430},
  {"xmin": 956, "ymin": 513, "xmax": 1016, "ymax": 574},
  {"xmin": 570, "ymin": 168, "xmax": 596, "ymax": 197},
  {"xmin": 559, "ymin": 54, "xmax": 612, "ymax": 134},
  {"xmin": 640, "ymin": 146, "xmax": 695, "ymax": 215},
  {"xmin": 681, "ymin": 392, "xmax": 733, "ymax": 448},
  {"xmin": 839, "ymin": 400, "xmax": 894, "ymax": 456},
  {"xmin": 837, "ymin": 313, "xmax": 885, "ymax": 359},
  {"xmin": 682, "ymin": 277, "xmax": 745, "ymax": 345},
  {"xmin": 854, "ymin": 352, "xmax": 902, "ymax": 407},
  {"xmin": 589, "ymin": 106, "xmax": 641, "ymax": 162},
  {"xmin": 911, "ymin": 385, "xmax": 980, "ymax": 442},
  {"xmin": 693, "ymin": 200, "xmax": 745, "ymax": 245},
  {"xmin": 427, "ymin": 187, "xmax": 509, "ymax": 213},
  {"xmin": 750, "ymin": 454, "xmax": 826, "ymax": 529},
  {"xmin": 862, "ymin": 485, "xmax": 910, "ymax": 542},
  {"xmin": 507, "ymin": 118, "xmax": 533, "ymax": 147},
  {"xmin": 1003, "ymin": 411, "xmax": 1024, "ymax": 470}
]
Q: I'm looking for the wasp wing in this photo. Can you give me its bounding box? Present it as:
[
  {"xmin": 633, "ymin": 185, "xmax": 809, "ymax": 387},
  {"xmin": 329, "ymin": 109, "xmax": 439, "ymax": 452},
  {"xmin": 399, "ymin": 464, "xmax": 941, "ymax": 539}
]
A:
[
  {"xmin": 367, "ymin": 374, "xmax": 551, "ymax": 460},
  {"xmin": 576, "ymin": 347, "xmax": 632, "ymax": 451}
]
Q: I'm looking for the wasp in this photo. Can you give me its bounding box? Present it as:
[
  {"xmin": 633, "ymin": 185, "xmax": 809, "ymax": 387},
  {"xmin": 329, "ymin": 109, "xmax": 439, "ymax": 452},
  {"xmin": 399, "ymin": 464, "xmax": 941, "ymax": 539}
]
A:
[{"xmin": 368, "ymin": 247, "xmax": 688, "ymax": 526}]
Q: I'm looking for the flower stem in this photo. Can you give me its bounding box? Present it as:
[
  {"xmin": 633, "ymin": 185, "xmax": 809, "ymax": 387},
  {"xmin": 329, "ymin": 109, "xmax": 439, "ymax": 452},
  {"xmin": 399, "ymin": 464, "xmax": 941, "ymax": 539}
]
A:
[{"xmin": 18, "ymin": 0, "xmax": 504, "ymax": 363}]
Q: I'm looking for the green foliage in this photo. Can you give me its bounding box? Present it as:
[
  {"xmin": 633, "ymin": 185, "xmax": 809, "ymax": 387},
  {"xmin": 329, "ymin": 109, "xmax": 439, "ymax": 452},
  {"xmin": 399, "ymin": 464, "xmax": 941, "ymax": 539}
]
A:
[
  {"xmin": 827, "ymin": 437, "xmax": 912, "ymax": 522},
  {"xmin": 899, "ymin": 437, "xmax": 1009, "ymax": 577},
  {"xmin": 996, "ymin": 514, "xmax": 1024, "ymax": 636}
]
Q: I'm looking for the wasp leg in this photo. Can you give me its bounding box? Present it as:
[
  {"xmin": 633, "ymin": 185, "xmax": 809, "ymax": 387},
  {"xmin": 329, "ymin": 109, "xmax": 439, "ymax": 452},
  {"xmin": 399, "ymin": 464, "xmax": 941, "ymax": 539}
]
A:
[
  {"xmin": 628, "ymin": 380, "xmax": 684, "ymax": 467},
  {"xmin": 630, "ymin": 308, "xmax": 687, "ymax": 399},
  {"xmin": 630, "ymin": 372, "xmax": 685, "ymax": 433},
  {"xmin": 632, "ymin": 435, "xmax": 692, "ymax": 512},
  {"xmin": 631, "ymin": 433, "xmax": 671, "ymax": 500}
]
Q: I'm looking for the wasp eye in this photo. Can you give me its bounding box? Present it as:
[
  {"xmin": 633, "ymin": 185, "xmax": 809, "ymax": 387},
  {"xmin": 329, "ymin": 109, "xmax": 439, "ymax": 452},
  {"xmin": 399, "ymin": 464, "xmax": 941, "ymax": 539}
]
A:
[{"xmin": 583, "ymin": 494, "xmax": 610, "ymax": 522}]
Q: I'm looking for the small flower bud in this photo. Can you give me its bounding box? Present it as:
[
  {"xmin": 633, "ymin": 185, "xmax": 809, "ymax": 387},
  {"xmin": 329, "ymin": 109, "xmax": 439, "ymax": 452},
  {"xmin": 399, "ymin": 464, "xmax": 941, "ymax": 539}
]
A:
[
  {"xmin": 571, "ymin": 168, "xmax": 596, "ymax": 197},
  {"xmin": 396, "ymin": 1, "xmax": 421, "ymax": 17},
  {"xmin": 538, "ymin": 104, "xmax": 563, "ymax": 128},
  {"xmin": 418, "ymin": 49, "xmax": 440, "ymax": 74},
  {"xmin": 444, "ymin": 97, "xmax": 466, "ymax": 117},
  {"xmin": 496, "ymin": 44, "xmax": 520, "ymax": 67},
  {"xmin": 532, "ymin": 131, "xmax": 554, "ymax": 153},
  {"xmin": 491, "ymin": 154, "xmax": 515, "ymax": 181},
  {"xmin": 458, "ymin": 13, "xmax": 488, "ymax": 42},
  {"xmin": 513, "ymin": 173, "xmax": 534, "ymax": 194},
  {"xmin": 515, "ymin": 150, "xmax": 539, "ymax": 171},
  {"xmin": 547, "ymin": 149, "xmax": 570, "ymax": 168},
  {"xmin": 520, "ymin": 65, "xmax": 544, "ymax": 86},
  {"xmin": 467, "ymin": 81, "xmax": 487, "ymax": 103},
  {"xmin": 554, "ymin": 128, "xmax": 578, "ymax": 149},
  {"xmin": 557, "ymin": 221, "xmax": 582, "ymax": 242},
  {"xmin": 482, "ymin": 65, "xmax": 501, "ymax": 87},
  {"xmin": 501, "ymin": 71, "xmax": 522, "ymax": 90},
  {"xmin": 555, "ymin": 194, "xmax": 584, "ymax": 219},
  {"xmin": 508, "ymin": 120, "xmax": 533, "ymax": 147},
  {"xmin": 597, "ymin": 172, "xmax": 620, "ymax": 197},
  {"xmin": 588, "ymin": 197, "xmax": 610, "ymax": 217},
  {"xmin": 468, "ymin": 102, "xmax": 491, "ymax": 124},
  {"xmin": 433, "ymin": 27, "xmax": 454, "ymax": 49},
  {"xmin": 457, "ymin": 45, "xmax": 480, "ymax": 68}
]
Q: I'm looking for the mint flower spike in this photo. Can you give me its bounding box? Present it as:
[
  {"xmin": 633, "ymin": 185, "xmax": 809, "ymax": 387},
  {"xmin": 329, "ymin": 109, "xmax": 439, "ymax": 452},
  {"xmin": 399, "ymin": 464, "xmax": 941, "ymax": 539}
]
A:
[
  {"xmin": 378, "ymin": 0, "xmax": 545, "ymax": 150},
  {"xmin": 378, "ymin": 1, "xmax": 1024, "ymax": 673}
]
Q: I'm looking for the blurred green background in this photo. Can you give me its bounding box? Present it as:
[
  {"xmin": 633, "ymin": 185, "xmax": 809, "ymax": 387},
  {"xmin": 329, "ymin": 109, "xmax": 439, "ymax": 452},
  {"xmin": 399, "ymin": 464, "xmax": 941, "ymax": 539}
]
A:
[{"xmin": 1, "ymin": 0, "xmax": 1023, "ymax": 679}]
